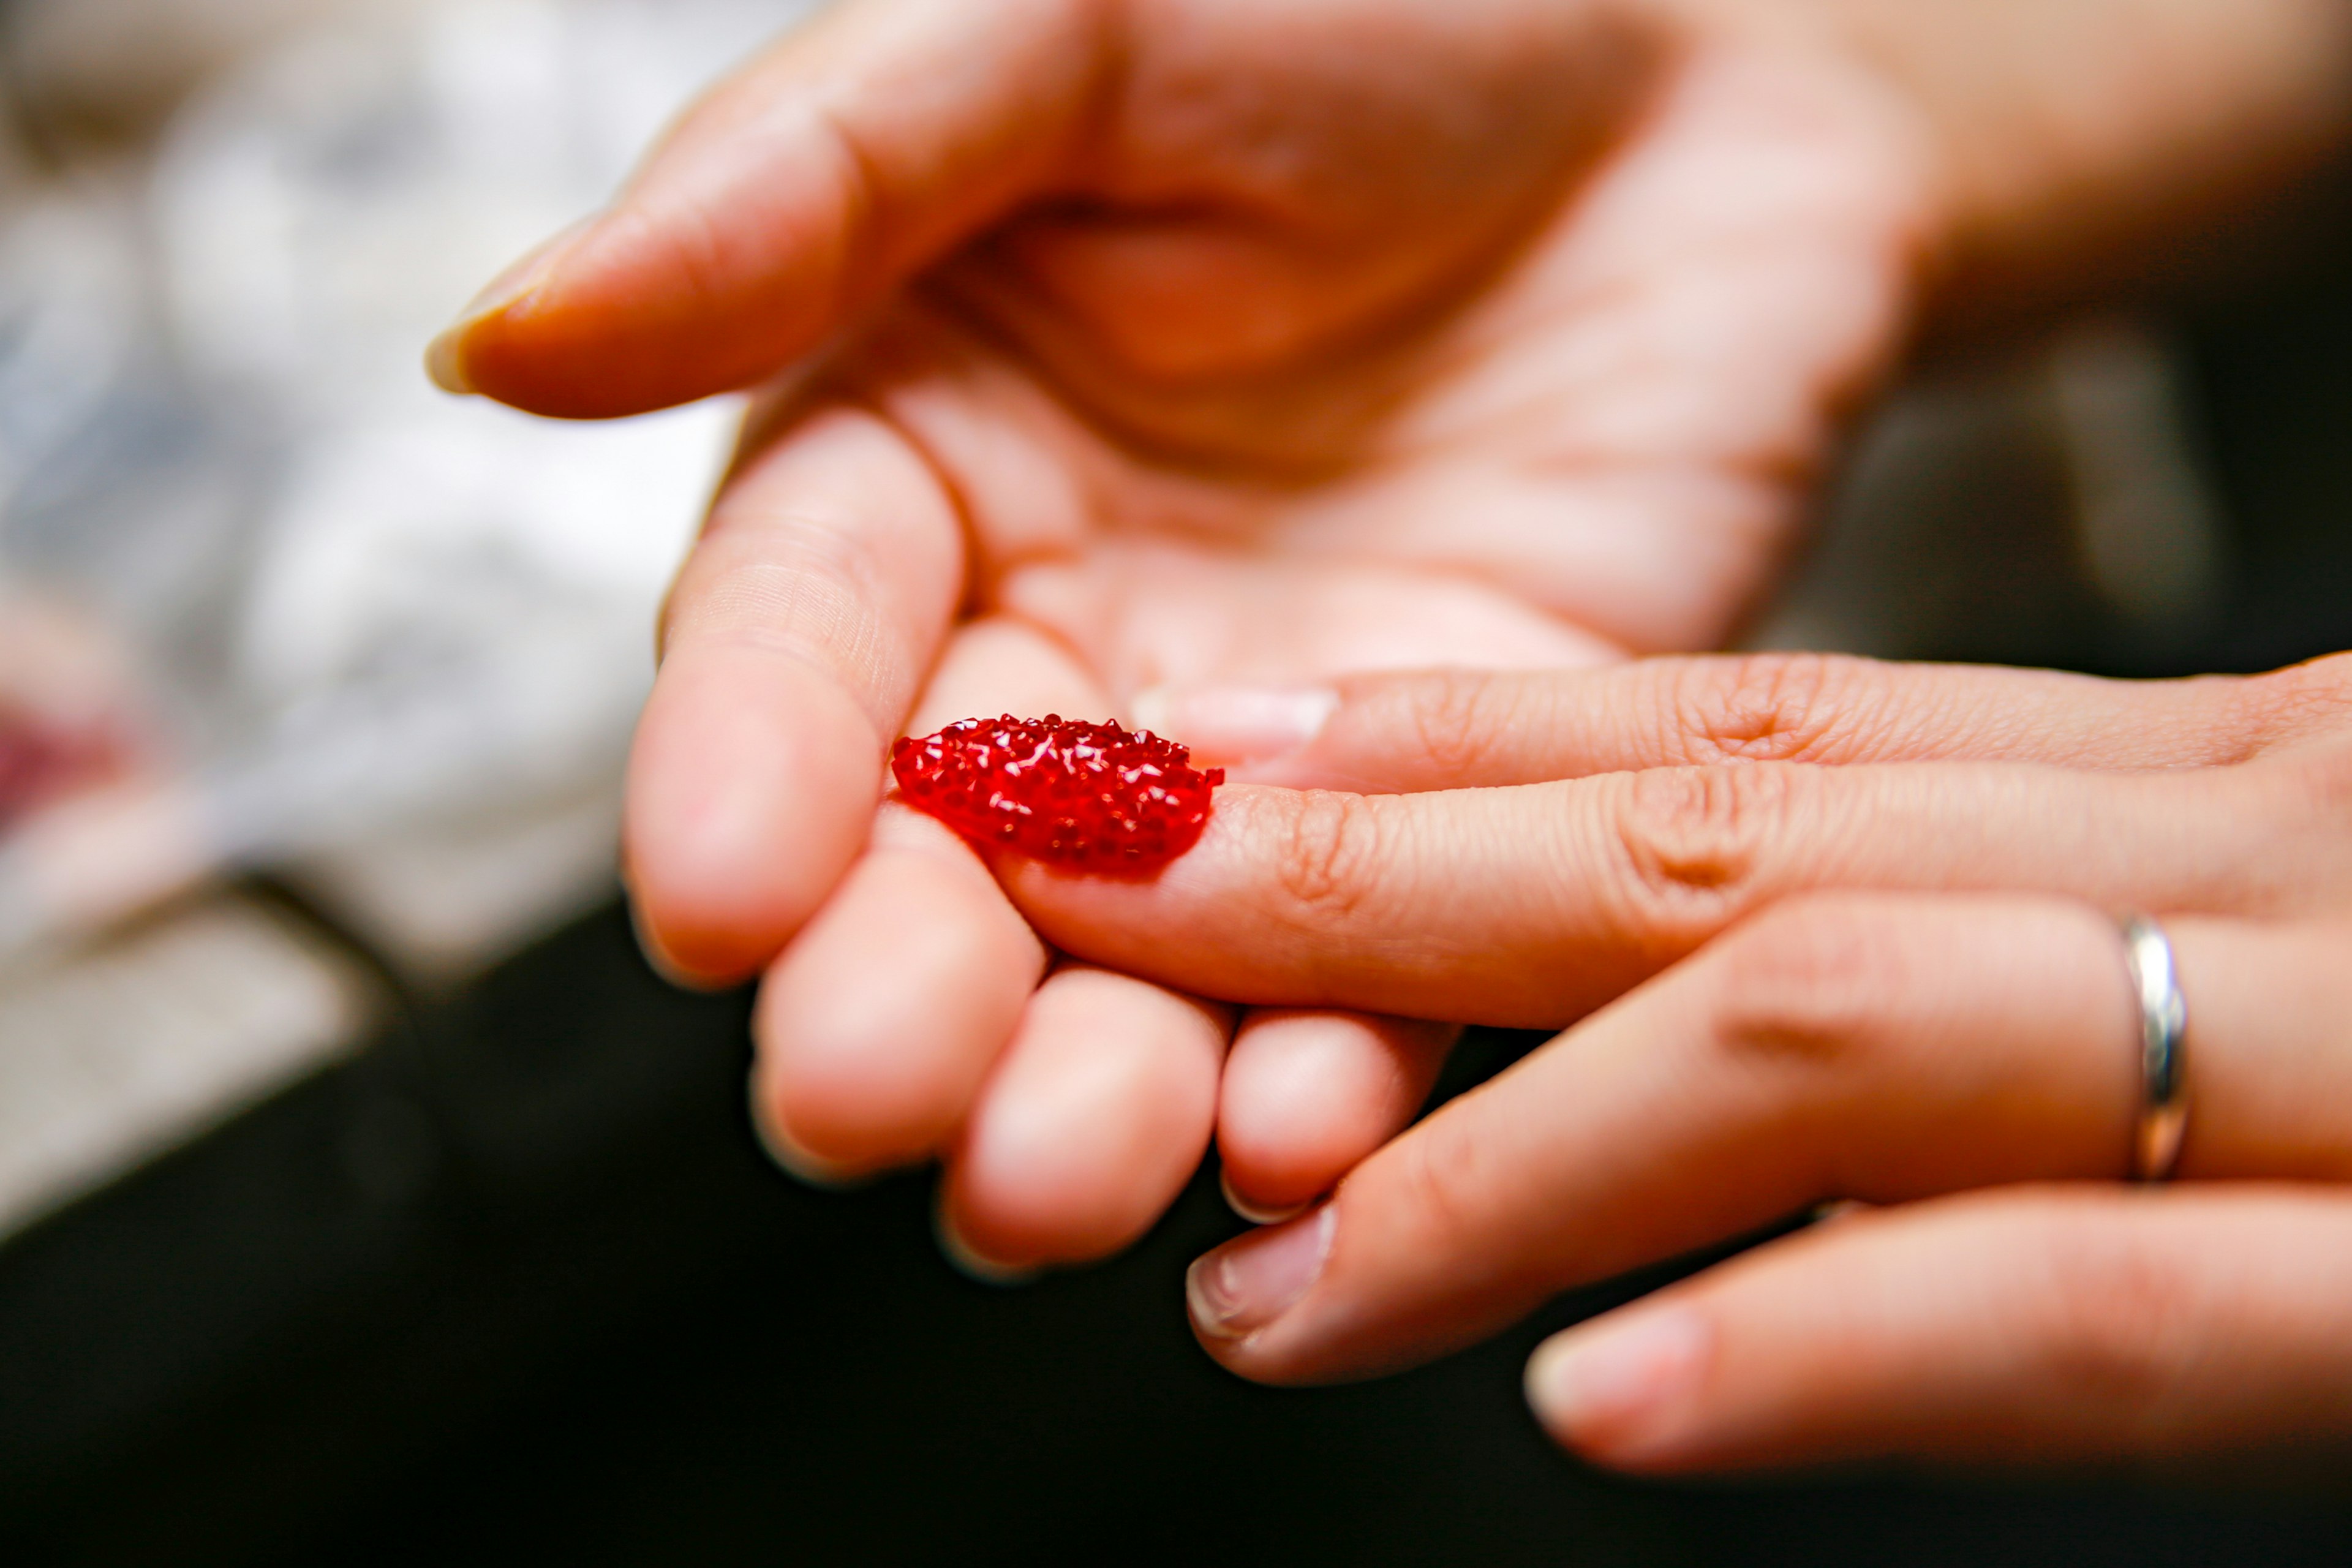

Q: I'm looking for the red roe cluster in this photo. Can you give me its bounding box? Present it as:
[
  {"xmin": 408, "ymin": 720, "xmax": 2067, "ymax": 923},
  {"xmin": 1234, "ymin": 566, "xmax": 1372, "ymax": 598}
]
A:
[{"xmin": 891, "ymin": 714, "xmax": 1226, "ymax": 873}]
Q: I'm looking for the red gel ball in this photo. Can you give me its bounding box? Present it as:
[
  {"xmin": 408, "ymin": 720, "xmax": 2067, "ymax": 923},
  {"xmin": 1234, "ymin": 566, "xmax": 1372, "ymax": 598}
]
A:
[{"xmin": 891, "ymin": 714, "xmax": 1226, "ymax": 872}]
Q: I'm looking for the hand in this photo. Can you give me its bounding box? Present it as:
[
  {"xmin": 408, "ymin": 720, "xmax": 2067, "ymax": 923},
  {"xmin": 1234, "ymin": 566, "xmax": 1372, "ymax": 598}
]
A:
[
  {"xmin": 992, "ymin": 654, "xmax": 2352, "ymax": 1470},
  {"xmin": 430, "ymin": 0, "xmax": 1933, "ymax": 1267}
]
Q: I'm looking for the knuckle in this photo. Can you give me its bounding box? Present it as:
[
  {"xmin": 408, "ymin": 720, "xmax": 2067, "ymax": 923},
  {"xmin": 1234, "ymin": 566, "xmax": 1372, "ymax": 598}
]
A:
[
  {"xmin": 2031, "ymin": 1219, "xmax": 2208, "ymax": 1422},
  {"xmin": 1703, "ymin": 901, "xmax": 1917, "ymax": 1072},
  {"xmin": 2234, "ymin": 653, "xmax": 2352, "ymax": 756},
  {"xmin": 1400, "ymin": 671, "xmax": 1513, "ymax": 781},
  {"xmin": 1267, "ymin": 790, "xmax": 1389, "ymax": 925},
  {"xmin": 2249, "ymin": 728, "xmax": 2352, "ymax": 864},
  {"xmin": 1601, "ymin": 764, "xmax": 1797, "ymax": 941},
  {"xmin": 1669, "ymin": 654, "xmax": 1889, "ymax": 766},
  {"xmin": 2288, "ymin": 736, "xmax": 2352, "ymax": 811},
  {"xmin": 2227, "ymin": 737, "xmax": 2352, "ymax": 911}
]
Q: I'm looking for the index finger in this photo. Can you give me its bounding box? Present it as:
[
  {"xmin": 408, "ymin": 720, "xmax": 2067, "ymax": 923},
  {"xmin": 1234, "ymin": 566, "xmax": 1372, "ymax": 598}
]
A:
[{"xmin": 628, "ymin": 403, "xmax": 963, "ymax": 981}]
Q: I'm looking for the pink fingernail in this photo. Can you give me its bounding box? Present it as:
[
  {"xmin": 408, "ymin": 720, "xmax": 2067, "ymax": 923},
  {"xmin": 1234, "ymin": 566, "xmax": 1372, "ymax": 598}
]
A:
[
  {"xmin": 932, "ymin": 1199, "xmax": 1043, "ymax": 1289},
  {"xmin": 1186, "ymin": 1204, "xmax": 1335, "ymax": 1341},
  {"xmin": 425, "ymin": 214, "xmax": 598, "ymax": 393},
  {"xmin": 1128, "ymin": 686, "xmax": 1338, "ymax": 766},
  {"xmin": 1219, "ymin": 1167, "xmax": 1309, "ymax": 1227},
  {"xmin": 744, "ymin": 1068, "xmax": 875, "ymax": 1193},
  {"xmin": 1525, "ymin": 1305, "xmax": 1709, "ymax": 1453}
]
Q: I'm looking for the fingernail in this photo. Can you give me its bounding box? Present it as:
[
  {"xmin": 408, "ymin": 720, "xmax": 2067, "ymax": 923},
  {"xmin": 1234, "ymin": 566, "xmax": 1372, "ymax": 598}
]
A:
[
  {"xmin": 625, "ymin": 894, "xmax": 728, "ymax": 994},
  {"xmin": 1186, "ymin": 1202, "xmax": 1334, "ymax": 1341},
  {"xmin": 1128, "ymin": 685, "xmax": 1338, "ymax": 766},
  {"xmin": 1219, "ymin": 1166, "xmax": 1308, "ymax": 1227},
  {"xmin": 933, "ymin": 1194, "xmax": 1042, "ymax": 1288},
  {"xmin": 425, "ymin": 215, "xmax": 598, "ymax": 394},
  {"xmin": 745, "ymin": 1071, "xmax": 876, "ymax": 1192},
  {"xmin": 1525, "ymin": 1305, "xmax": 1709, "ymax": 1453}
]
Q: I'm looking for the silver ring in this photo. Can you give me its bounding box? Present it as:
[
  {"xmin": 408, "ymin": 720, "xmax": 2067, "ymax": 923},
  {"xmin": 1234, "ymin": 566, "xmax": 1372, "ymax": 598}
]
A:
[{"xmin": 2120, "ymin": 913, "xmax": 2188, "ymax": 1182}]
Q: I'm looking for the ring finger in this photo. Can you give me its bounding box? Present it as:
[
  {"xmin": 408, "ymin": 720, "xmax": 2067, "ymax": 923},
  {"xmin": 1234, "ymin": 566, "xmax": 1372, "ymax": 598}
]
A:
[
  {"xmin": 752, "ymin": 613, "xmax": 1426, "ymax": 1271},
  {"xmin": 757, "ymin": 615, "xmax": 1229, "ymax": 1271}
]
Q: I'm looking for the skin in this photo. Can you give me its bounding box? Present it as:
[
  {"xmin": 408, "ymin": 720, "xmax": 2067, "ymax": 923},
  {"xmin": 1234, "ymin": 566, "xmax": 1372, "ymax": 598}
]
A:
[
  {"xmin": 987, "ymin": 654, "xmax": 2352, "ymax": 1471},
  {"xmin": 431, "ymin": 0, "xmax": 2352, "ymax": 1267},
  {"xmin": 436, "ymin": 0, "xmax": 1934, "ymax": 1263}
]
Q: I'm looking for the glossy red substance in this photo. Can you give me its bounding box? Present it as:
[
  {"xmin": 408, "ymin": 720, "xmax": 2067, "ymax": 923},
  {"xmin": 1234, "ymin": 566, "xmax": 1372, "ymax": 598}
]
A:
[{"xmin": 891, "ymin": 714, "xmax": 1226, "ymax": 872}]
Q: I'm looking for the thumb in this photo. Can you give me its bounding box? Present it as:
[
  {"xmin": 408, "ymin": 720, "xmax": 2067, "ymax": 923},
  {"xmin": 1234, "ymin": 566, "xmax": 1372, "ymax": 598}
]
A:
[{"xmin": 428, "ymin": 0, "xmax": 1107, "ymax": 417}]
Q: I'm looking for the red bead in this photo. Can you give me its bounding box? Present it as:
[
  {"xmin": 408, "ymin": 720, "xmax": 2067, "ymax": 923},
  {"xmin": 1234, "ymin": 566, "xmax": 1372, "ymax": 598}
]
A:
[{"xmin": 890, "ymin": 714, "xmax": 1227, "ymax": 873}]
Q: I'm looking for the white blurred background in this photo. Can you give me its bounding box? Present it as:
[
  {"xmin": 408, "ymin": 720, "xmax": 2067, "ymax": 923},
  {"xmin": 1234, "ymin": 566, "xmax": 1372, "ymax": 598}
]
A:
[
  {"xmin": 0, "ymin": 0, "xmax": 2230, "ymax": 1242},
  {"xmin": 0, "ymin": 0, "xmax": 816, "ymax": 1235}
]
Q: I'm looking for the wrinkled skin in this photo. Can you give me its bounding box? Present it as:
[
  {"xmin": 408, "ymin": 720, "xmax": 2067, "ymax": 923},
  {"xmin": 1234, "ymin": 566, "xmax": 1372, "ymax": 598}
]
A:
[
  {"xmin": 996, "ymin": 654, "xmax": 2352, "ymax": 1474},
  {"xmin": 433, "ymin": 0, "xmax": 1931, "ymax": 1270}
]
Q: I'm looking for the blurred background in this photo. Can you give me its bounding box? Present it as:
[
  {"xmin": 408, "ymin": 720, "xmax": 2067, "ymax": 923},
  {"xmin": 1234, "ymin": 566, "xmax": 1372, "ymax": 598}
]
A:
[{"xmin": 2, "ymin": 1, "xmax": 2351, "ymax": 1563}]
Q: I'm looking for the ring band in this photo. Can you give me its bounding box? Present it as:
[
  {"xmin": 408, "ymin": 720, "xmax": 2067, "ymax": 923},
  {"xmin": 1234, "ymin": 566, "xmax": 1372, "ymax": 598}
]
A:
[{"xmin": 2120, "ymin": 914, "xmax": 2188, "ymax": 1182}]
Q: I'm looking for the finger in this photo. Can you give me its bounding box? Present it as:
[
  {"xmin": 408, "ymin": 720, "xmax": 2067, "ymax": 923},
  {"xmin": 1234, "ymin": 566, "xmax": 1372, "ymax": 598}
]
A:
[
  {"xmin": 627, "ymin": 405, "xmax": 962, "ymax": 982},
  {"xmin": 1178, "ymin": 899, "xmax": 2352, "ymax": 1386},
  {"xmin": 997, "ymin": 745, "xmax": 2332, "ymax": 1027},
  {"xmin": 759, "ymin": 612, "xmax": 1240, "ymax": 1270},
  {"xmin": 1525, "ymin": 1187, "xmax": 2352, "ymax": 1474},
  {"xmin": 940, "ymin": 964, "xmax": 1232, "ymax": 1272},
  {"xmin": 431, "ymin": 0, "xmax": 1109, "ymax": 415},
  {"xmin": 752, "ymin": 804, "xmax": 1046, "ymax": 1174},
  {"xmin": 1216, "ymin": 1011, "xmax": 1458, "ymax": 1223},
  {"xmin": 749, "ymin": 617, "xmax": 1071, "ymax": 1172},
  {"xmin": 1128, "ymin": 653, "xmax": 2335, "ymax": 790}
]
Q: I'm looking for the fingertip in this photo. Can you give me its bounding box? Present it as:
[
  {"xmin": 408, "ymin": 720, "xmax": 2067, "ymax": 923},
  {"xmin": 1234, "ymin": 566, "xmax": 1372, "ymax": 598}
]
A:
[
  {"xmin": 424, "ymin": 326, "xmax": 476, "ymax": 396},
  {"xmin": 626, "ymin": 890, "xmax": 745, "ymax": 993},
  {"xmin": 754, "ymin": 827, "xmax": 1047, "ymax": 1169},
  {"xmin": 1218, "ymin": 1012, "xmax": 1454, "ymax": 1216},
  {"xmin": 747, "ymin": 1065, "xmax": 884, "ymax": 1191},
  {"xmin": 1219, "ymin": 1166, "xmax": 1308, "ymax": 1227},
  {"xmin": 1524, "ymin": 1305, "xmax": 1713, "ymax": 1470},
  {"xmin": 990, "ymin": 785, "xmax": 1321, "ymax": 986},
  {"xmin": 944, "ymin": 968, "xmax": 1228, "ymax": 1268},
  {"xmin": 425, "ymin": 214, "xmax": 599, "ymax": 403},
  {"xmin": 1186, "ymin": 1203, "xmax": 1337, "ymax": 1349},
  {"xmin": 933, "ymin": 1187, "xmax": 1045, "ymax": 1287},
  {"xmin": 626, "ymin": 645, "xmax": 884, "ymax": 982}
]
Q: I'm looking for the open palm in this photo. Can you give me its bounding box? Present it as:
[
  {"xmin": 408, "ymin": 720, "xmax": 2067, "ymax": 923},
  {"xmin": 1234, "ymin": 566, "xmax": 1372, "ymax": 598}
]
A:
[{"xmin": 434, "ymin": 0, "xmax": 1929, "ymax": 1271}]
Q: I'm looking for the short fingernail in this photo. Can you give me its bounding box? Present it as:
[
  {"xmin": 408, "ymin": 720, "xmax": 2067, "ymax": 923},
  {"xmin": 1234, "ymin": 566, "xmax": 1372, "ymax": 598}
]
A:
[
  {"xmin": 625, "ymin": 894, "xmax": 729, "ymax": 994},
  {"xmin": 426, "ymin": 214, "xmax": 598, "ymax": 393},
  {"xmin": 746, "ymin": 1069, "xmax": 876, "ymax": 1192},
  {"xmin": 1186, "ymin": 1202, "xmax": 1334, "ymax": 1341},
  {"xmin": 1525, "ymin": 1305, "xmax": 1709, "ymax": 1455},
  {"xmin": 1219, "ymin": 1166, "xmax": 1309, "ymax": 1227},
  {"xmin": 933, "ymin": 1195, "xmax": 1043, "ymax": 1289},
  {"xmin": 1129, "ymin": 685, "xmax": 1338, "ymax": 766}
]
